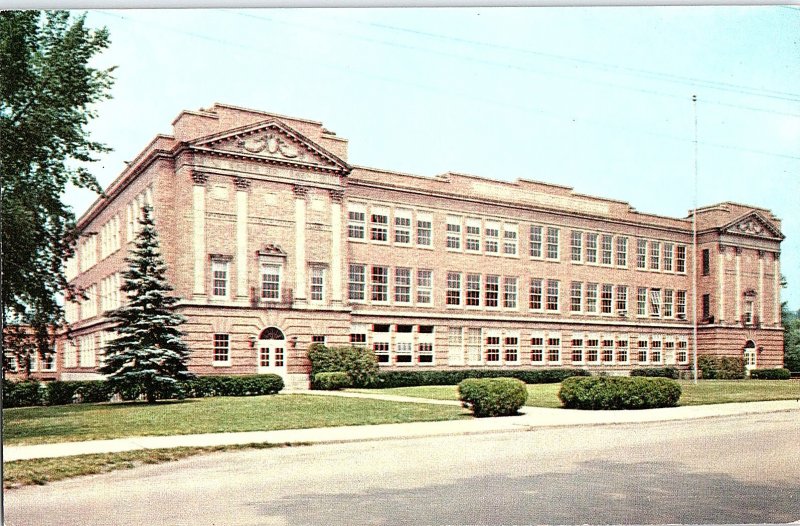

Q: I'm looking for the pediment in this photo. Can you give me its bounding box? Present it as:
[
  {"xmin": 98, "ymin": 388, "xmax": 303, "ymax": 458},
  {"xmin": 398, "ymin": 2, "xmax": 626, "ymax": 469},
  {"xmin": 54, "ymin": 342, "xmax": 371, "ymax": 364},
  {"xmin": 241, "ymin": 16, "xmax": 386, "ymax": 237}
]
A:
[
  {"xmin": 191, "ymin": 120, "xmax": 350, "ymax": 174},
  {"xmin": 722, "ymin": 212, "xmax": 783, "ymax": 240}
]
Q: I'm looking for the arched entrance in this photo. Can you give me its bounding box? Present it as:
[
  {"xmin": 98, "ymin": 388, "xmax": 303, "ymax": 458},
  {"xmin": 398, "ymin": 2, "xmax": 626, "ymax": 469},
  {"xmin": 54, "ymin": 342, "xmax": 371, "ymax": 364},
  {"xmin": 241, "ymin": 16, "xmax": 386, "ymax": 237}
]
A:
[
  {"xmin": 257, "ymin": 327, "xmax": 287, "ymax": 377},
  {"xmin": 743, "ymin": 340, "xmax": 757, "ymax": 373}
]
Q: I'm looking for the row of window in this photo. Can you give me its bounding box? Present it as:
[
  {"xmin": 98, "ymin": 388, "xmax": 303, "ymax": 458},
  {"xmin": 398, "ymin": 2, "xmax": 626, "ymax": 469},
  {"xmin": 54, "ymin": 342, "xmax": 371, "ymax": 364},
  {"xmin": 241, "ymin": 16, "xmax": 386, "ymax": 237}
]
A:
[
  {"xmin": 569, "ymin": 283, "xmax": 688, "ymax": 319},
  {"xmin": 65, "ymin": 274, "xmax": 124, "ymax": 323},
  {"xmin": 4, "ymin": 351, "xmax": 57, "ymax": 373},
  {"xmin": 62, "ymin": 332, "xmax": 115, "ymax": 369},
  {"xmin": 210, "ymin": 260, "xmax": 324, "ymax": 303},
  {"xmin": 99, "ymin": 215, "xmax": 121, "ymax": 259}
]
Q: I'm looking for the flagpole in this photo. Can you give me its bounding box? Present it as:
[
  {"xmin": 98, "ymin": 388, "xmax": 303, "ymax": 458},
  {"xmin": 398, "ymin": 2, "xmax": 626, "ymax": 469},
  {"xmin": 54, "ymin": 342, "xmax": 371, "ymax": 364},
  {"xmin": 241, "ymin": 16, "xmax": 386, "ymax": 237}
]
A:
[{"xmin": 692, "ymin": 94, "xmax": 699, "ymax": 385}]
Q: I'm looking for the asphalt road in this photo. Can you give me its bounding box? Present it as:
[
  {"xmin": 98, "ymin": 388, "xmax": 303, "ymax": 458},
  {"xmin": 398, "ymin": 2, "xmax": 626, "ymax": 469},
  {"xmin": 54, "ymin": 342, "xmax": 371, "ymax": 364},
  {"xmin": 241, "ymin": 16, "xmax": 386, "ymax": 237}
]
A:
[{"xmin": 5, "ymin": 411, "xmax": 800, "ymax": 525}]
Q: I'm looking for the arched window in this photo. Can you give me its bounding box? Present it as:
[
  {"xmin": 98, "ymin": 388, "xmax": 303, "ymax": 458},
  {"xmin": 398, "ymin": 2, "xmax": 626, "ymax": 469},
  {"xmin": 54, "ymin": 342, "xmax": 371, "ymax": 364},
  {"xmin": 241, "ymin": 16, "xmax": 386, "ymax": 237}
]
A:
[{"xmin": 259, "ymin": 327, "xmax": 285, "ymax": 341}]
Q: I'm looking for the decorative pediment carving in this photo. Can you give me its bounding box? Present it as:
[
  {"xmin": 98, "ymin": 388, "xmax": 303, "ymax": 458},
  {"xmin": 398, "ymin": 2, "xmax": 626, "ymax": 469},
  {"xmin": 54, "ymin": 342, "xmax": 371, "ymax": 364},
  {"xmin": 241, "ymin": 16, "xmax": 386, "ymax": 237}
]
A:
[
  {"xmin": 191, "ymin": 120, "xmax": 349, "ymax": 174},
  {"xmin": 722, "ymin": 212, "xmax": 782, "ymax": 239},
  {"xmin": 256, "ymin": 244, "xmax": 287, "ymax": 258}
]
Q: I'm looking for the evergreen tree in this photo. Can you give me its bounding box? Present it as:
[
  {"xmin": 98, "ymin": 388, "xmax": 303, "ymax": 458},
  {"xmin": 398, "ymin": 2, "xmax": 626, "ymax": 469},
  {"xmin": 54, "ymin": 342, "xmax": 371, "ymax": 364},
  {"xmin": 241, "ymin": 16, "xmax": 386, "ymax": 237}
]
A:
[{"xmin": 99, "ymin": 206, "xmax": 192, "ymax": 402}]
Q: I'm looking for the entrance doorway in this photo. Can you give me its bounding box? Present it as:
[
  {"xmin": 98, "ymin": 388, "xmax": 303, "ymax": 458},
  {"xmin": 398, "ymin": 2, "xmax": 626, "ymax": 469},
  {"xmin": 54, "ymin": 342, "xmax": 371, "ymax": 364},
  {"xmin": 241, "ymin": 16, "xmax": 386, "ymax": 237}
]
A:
[
  {"xmin": 743, "ymin": 340, "xmax": 757, "ymax": 373},
  {"xmin": 257, "ymin": 327, "xmax": 287, "ymax": 378}
]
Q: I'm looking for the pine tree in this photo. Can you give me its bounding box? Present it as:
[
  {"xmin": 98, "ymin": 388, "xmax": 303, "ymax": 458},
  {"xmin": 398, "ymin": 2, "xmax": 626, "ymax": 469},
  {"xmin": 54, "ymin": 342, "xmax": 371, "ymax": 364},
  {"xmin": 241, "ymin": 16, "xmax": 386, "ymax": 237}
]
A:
[{"xmin": 99, "ymin": 206, "xmax": 192, "ymax": 402}]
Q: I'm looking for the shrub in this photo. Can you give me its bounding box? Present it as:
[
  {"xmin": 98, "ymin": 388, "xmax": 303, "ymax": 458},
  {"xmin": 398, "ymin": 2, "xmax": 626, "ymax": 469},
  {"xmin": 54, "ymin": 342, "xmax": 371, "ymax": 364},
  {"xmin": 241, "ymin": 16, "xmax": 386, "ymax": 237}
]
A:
[
  {"xmin": 180, "ymin": 375, "xmax": 284, "ymax": 398},
  {"xmin": 308, "ymin": 345, "xmax": 379, "ymax": 388},
  {"xmin": 749, "ymin": 368, "xmax": 791, "ymax": 380},
  {"xmin": 558, "ymin": 376, "xmax": 681, "ymax": 410},
  {"xmin": 698, "ymin": 355, "xmax": 745, "ymax": 380},
  {"xmin": 2, "ymin": 380, "xmax": 46, "ymax": 408},
  {"xmin": 458, "ymin": 377, "xmax": 528, "ymax": 417},
  {"xmin": 630, "ymin": 367, "xmax": 680, "ymax": 379},
  {"xmin": 314, "ymin": 372, "xmax": 351, "ymax": 390},
  {"xmin": 372, "ymin": 368, "xmax": 589, "ymax": 388}
]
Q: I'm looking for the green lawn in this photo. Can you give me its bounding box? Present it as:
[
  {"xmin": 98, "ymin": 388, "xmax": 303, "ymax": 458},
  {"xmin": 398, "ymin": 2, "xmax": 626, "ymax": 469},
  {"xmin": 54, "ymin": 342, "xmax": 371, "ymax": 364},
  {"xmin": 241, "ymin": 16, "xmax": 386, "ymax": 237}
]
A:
[
  {"xmin": 3, "ymin": 394, "xmax": 468, "ymax": 446},
  {"xmin": 350, "ymin": 380, "xmax": 799, "ymax": 408}
]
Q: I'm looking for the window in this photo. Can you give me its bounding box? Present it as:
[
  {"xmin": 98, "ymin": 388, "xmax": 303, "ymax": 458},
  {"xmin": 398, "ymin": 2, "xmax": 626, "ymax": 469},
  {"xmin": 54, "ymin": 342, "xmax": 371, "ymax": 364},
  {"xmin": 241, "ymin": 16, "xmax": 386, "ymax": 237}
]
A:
[
  {"xmin": 586, "ymin": 283, "xmax": 598, "ymax": 314},
  {"xmin": 395, "ymin": 342, "xmax": 413, "ymax": 364},
  {"xmin": 466, "ymin": 274, "xmax": 481, "ymax": 307},
  {"xmin": 466, "ymin": 328, "xmax": 482, "ymax": 365},
  {"xmin": 570, "ymin": 231, "xmax": 583, "ymax": 262},
  {"xmin": 64, "ymin": 341, "xmax": 77, "ymax": 368},
  {"xmin": 586, "ymin": 233, "xmax": 598, "ymax": 264},
  {"xmin": 370, "ymin": 211, "xmax": 389, "ymax": 242},
  {"xmin": 417, "ymin": 270, "xmax": 433, "ymax": 305},
  {"xmin": 546, "ymin": 280, "xmax": 560, "ymax": 311},
  {"xmin": 82, "ymin": 285, "xmax": 97, "ymax": 319},
  {"xmin": 702, "ymin": 249, "xmax": 710, "ymax": 276},
  {"xmin": 348, "ymin": 208, "xmax": 366, "ymax": 239},
  {"xmin": 663, "ymin": 243, "xmax": 674, "ymax": 271},
  {"xmin": 394, "ymin": 211, "xmax": 412, "ymax": 244},
  {"xmin": 212, "ymin": 252, "xmax": 243, "ymax": 294},
  {"xmin": 350, "ymin": 331, "xmax": 367, "ymax": 346},
  {"xmin": 503, "ymin": 225, "xmax": 518, "ymax": 256},
  {"xmin": 466, "ymin": 219, "xmax": 481, "ymax": 252},
  {"xmin": 417, "ymin": 214, "xmax": 432, "ymax": 246},
  {"xmin": 504, "ymin": 336, "xmax": 519, "ymax": 363},
  {"xmin": 677, "ymin": 290, "xmax": 687, "ymax": 319},
  {"xmin": 373, "ymin": 342, "xmax": 390, "ymax": 363},
  {"xmin": 448, "ymin": 327, "xmax": 464, "ymax": 365},
  {"xmin": 348, "ymin": 264, "xmax": 366, "ymax": 301},
  {"xmin": 79, "ymin": 336, "xmax": 96, "ymax": 367},
  {"xmin": 312, "ymin": 335, "xmax": 326, "ymax": 346},
  {"xmin": 702, "ymin": 294, "xmax": 711, "ymax": 320},
  {"xmin": 446, "ymin": 272, "xmax": 461, "ymax": 306},
  {"xmin": 602, "ymin": 339, "xmax": 614, "ymax": 363},
  {"xmin": 663, "ymin": 289, "xmax": 674, "ymax": 317},
  {"xmin": 637, "ymin": 287, "xmax": 648, "ymax": 316},
  {"xmin": 503, "ymin": 277, "xmax": 518, "ymax": 309},
  {"xmin": 547, "ymin": 337, "xmax": 561, "ymax": 363},
  {"xmin": 310, "ymin": 266, "xmax": 325, "ymax": 302},
  {"xmin": 371, "ymin": 266, "xmax": 389, "ymax": 302},
  {"xmin": 616, "ymin": 285, "xmax": 628, "ymax": 313},
  {"xmin": 586, "ymin": 339, "xmax": 600, "ymax": 363},
  {"xmin": 529, "ymin": 278, "xmax": 542, "ymax": 310},
  {"xmin": 260, "ymin": 263, "xmax": 281, "ymax": 301},
  {"xmin": 637, "ymin": 239, "xmax": 647, "ymax": 269},
  {"xmin": 650, "ymin": 241, "xmax": 660, "ymax": 270},
  {"xmin": 664, "ymin": 339, "xmax": 675, "ymax": 363},
  {"xmin": 745, "ymin": 300, "xmax": 754, "ymax": 324},
  {"xmin": 650, "ymin": 289, "xmax": 662, "ymax": 317},
  {"xmin": 601, "ymin": 235, "xmax": 613, "ymax": 265},
  {"xmin": 485, "ymin": 223, "xmax": 500, "ymax": 254},
  {"xmin": 650, "ymin": 339, "xmax": 662, "ymax": 363},
  {"xmin": 41, "ymin": 349, "xmax": 56, "ymax": 371},
  {"xmin": 676, "ymin": 245, "xmax": 687, "ymax": 273},
  {"xmin": 531, "ymin": 336, "xmax": 544, "ymax": 363},
  {"xmin": 546, "ymin": 227, "xmax": 560, "ymax": 260},
  {"xmin": 570, "ymin": 282, "xmax": 583, "ymax": 313},
  {"xmin": 677, "ymin": 340, "xmax": 689, "ymax": 364},
  {"xmin": 637, "ymin": 340, "xmax": 649, "ymax": 362},
  {"xmin": 571, "ymin": 339, "xmax": 584, "ymax": 363},
  {"xmin": 417, "ymin": 343, "xmax": 434, "ymax": 364},
  {"xmin": 485, "ymin": 336, "xmax": 501, "ymax": 363},
  {"xmin": 616, "ymin": 236, "xmax": 628, "ymax": 267},
  {"xmin": 213, "ymin": 334, "xmax": 230, "ymax": 364},
  {"xmin": 446, "ymin": 216, "xmax": 462, "ymax": 250},
  {"xmin": 530, "ymin": 225, "xmax": 542, "ymax": 258},
  {"xmin": 601, "ymin": 284, "xmax": 613, "ymax": 314},
  {"xmin": 486, "ymin": 275, "xmax": 500, "ymax": 308},
  {"xmin": 395, "ymin": 268, "xmax": 411, "ymax": 303},
  {"xmin": 616, "ymin": 339, "xmax": 629, "ymax": 363}
]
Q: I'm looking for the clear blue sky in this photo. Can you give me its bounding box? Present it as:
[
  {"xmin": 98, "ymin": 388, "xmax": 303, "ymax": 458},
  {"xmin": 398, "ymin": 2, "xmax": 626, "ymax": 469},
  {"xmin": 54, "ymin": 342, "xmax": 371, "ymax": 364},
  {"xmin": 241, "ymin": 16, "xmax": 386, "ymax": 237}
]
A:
[{"xmin": 67, "ymin": 7, "xmax": 800, "ymax": 308}]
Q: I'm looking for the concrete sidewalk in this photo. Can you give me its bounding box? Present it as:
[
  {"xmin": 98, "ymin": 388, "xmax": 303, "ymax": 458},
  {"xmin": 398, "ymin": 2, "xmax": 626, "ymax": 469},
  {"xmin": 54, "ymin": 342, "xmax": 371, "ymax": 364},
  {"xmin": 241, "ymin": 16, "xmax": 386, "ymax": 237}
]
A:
[{"xmin": 4, "ymin": 397, "xmax": 799, "ymax": 462}]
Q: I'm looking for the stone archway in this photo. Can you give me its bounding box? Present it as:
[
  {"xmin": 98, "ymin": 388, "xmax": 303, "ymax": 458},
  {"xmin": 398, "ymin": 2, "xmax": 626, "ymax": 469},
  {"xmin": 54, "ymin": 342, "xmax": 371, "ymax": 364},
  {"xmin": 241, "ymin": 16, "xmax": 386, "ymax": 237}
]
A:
[{"xmin": 257, "ymin": 326, "xmax": 287, "ymax": 378}]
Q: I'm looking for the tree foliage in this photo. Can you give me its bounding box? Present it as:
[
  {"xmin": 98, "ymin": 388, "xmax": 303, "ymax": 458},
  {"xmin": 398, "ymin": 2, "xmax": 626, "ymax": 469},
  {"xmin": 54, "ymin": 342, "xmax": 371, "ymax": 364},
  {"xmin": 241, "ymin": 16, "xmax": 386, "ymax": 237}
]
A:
[
  {"xmin": 98, "ymin": 207, "xmax": 193, "ymax": 403},
  {"xmin": 1, "ymin": 11, "xmax": 114, "ymax": 372},
  {"xmin": 782, "ymin": 302, "xmax": 800, "ymax": 372}
]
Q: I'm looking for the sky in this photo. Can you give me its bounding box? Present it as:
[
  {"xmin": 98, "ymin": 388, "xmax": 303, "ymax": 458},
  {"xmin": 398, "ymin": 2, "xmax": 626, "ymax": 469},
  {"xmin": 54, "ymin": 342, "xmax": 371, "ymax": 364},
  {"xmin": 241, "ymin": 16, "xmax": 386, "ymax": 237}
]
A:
[{"xmin": 63, "ymin": 7, "xmax": 800, "ymax": 308}]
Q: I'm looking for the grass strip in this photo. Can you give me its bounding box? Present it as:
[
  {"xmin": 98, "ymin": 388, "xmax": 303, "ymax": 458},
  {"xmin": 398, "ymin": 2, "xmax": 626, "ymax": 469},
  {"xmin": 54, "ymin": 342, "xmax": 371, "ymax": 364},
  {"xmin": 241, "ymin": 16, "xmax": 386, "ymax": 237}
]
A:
[{"xmin": 3, "ymin": 442, "xmax": 307, "ymax": 489}]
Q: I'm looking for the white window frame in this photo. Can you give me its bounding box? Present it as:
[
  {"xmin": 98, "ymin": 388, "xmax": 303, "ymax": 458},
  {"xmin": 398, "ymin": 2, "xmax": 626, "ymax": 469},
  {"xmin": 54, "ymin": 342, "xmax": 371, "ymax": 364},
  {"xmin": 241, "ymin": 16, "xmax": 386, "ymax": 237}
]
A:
[
  {"xmin": 446, "ymin": 271, "xmax": 462, "ymax": 307},
  {"xmin": 416, "ymin": 269, "xmax": 433, "ymax": 306},
  {"xmin": 570, "ymin": 231, "xmax": 583, "ymax": 263},
  {"xmin": 502, "ymin": 224, "xmax": 518, "ymax": 257},
  {"xmin": 446, "ymin": 215, "xmax": 462, "ymax": 251},
  {"xmin": 485, "ymin": 221, "xmax": 500, "ymax": 255},
  {"xmin": 394, "ymin": 209, "xmax": 412, "ymax": 245},
  {"xmin": 211, "ymin": 259, "xmax": 229, "ymax": 298},
  {"xmin": 213, "ymin": 333, "xmax": 231, "ymax": 366},
  {"xmin": 416, "ymin": 212, "xmax": 433, "ymax": 248},
  {"xmin": 260, "ymin": 262, "xmax": 282, "ymax": 302},
  {"xmin": 529, "ymin": 225, "xmax": 543, "ymax": 259},
  {"xmin": 348, "ymin": 264, "xmax": 366, "ymax": 302},
  {"xmin": 347, "ymin": 204, "xmax": 366, "ymax": 241},
  {"xmin": 310, "ymin": 265, "xmax": 325, "ymax": 303},
  {"xmin": 546, "ymin": 227, "xmax": 560, "ymax": 261},
  {"xmin": 394, "ymin": 267, "xmax": 411, "ymax": 304},
  {"xmin": 370, "ymin": 208, "xmax": 389, "ymax": 243},
  {"xmin": 465, "ymin": 218, "xmax": 482, "ymax": 253}
]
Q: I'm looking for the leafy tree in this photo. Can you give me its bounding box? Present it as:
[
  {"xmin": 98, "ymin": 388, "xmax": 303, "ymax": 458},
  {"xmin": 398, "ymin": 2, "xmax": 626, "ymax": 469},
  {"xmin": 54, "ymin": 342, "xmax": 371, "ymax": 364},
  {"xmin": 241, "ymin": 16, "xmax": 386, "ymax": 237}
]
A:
[
  {"xmin": 1, "ymin": 11, "xmax": 114, "ymax": 373},
  {"xmin": 99, "ymin": 207, "xmax": 193, "ymax": 403},
  {"xmin": 782, "ymin": 302, "xmax": 800, "ymax": 372}
]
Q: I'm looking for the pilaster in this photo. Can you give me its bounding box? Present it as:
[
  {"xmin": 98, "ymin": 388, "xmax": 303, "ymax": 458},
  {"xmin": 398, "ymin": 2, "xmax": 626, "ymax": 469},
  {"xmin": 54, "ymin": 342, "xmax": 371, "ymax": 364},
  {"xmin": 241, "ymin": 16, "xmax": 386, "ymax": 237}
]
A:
[
  {"xmin": 235, "ymin": 177, "xmax": 251, "ymax": 300},
  {"xmin": 330, "ymin": 189, "xmax": 344, "ymax": 305},
  {"xmin": 717, "ymin": 244, "xmax": 725, "ymax": 323},
  {"xmin": 734, "ymin": 247, "xmax": 741, "ymax": 321},
  {"xmin": 293, "ymin": 185, "xmax": 308, "ymax": 303},
  {"xmin": 758, "ymin": 250, "xmax": 765, "ymax": 324},
  {"xmin": 191, "ymin": 172, "xmax": 208, "ymax": 298}
]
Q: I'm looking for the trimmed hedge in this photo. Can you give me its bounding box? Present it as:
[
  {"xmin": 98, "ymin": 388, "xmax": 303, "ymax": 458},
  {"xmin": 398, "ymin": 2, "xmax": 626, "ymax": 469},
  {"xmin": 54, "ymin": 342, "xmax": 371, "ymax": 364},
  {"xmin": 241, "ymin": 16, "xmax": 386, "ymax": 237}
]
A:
[
  {"xmin": 749, "ymin": 368, "xmax": 791, "ymax": 380},
  {"xmin": 698, "ymin": 356, "xmax": 746, "ymax": 380},
  {"xmin": 630, "ymin": 367, "xmax": 680, "ymax": 379},
  {"xmin": 558, "ymin": 376, "xmax": 681, "ymax": 410},
  {"xmin": 314, "ymin": 372, "xmax": 352, "ymax": 391},
  {"xmin": 372, "ymin": 368, "xmax": 589, "ymax": 389},
  {"xmin": 2, "ymin": 375, "xmax": 284, "ymax": 408},
  {"xmin": 308, "ymin": 345, "xmax": 379, "ymax": 388},
  {"xmin": 458, "ymin": 377, "xmax": 528, "ymax": 417}
]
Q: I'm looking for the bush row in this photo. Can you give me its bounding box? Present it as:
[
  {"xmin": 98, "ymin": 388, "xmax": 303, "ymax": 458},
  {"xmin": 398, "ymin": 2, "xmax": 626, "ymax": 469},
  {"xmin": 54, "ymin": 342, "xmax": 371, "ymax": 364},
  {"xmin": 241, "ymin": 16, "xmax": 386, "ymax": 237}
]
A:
[
  {"xmin": 698, "ymin": 356, "xmax": 746, "ymax": 380},
  {"xmin": 749, "ymin": 368, "xmax": 791, "ymax": 380},
  {"xmin": 2, "ymin": 374, "xmax": 284, "ymax": 408},
  {"xmin": 313, "ymin": 372, "xmax": 351, "ymax": 390},
  {"xmin": 629, "ymin": 367, "xmax": 680, "ymax": 379},
  {"xmin": 308, "ymin": 345, "xmax": 379, "ymax": 388},
  {"xmin": 371, "ymin": 368, "xmax": 590, "ymax": 389},
  {"xmin": 458, "ymin": 377, "xmax": 528, "ymax": 417},
  {"xmin": 558, "ymin": 376, "xmax": 682, "ymax": 410}
]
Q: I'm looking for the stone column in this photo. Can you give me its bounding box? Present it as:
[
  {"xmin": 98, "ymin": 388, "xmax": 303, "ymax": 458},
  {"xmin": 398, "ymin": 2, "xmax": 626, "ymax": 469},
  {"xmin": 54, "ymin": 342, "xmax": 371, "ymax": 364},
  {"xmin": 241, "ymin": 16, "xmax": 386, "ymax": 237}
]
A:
[
  {"xmin": 293, "ymin": 185, "xmax": 308, "ymax": 303},
  {"xmin": 758, "ymin": 250, "xmax": 765, "ymax": 324},
  {"xmin": 330, "ymin": 189, "xmax": 344, "ymax": 305},
  {"xmin": 192, "ymin": 172, "xmax": 208, "ymax": 298},
  {"xmin": 718, "ymin": 245, "xmax": 725, "ymax": 323},
  {"xmin": 734, "ymin": 247, "xmax": 742, "ymax": 321},
  {"xmin": 774, "ymin": 252, "xmax": 781, "ymax": 326},
  {"xmin": 235, "ymin": 177, "xmax": 251, "ymax": 301}
]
